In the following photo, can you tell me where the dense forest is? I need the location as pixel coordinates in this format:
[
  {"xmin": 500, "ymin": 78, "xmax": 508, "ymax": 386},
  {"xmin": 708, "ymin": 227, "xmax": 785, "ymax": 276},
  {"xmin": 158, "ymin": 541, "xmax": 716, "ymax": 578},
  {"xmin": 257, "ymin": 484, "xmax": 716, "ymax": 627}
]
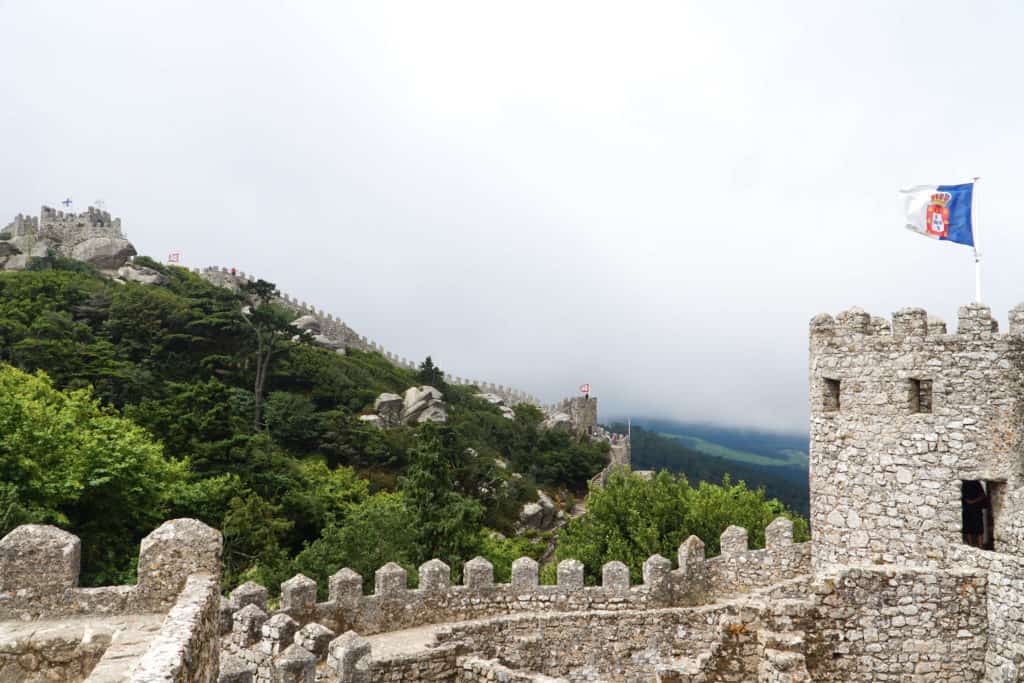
[{"xmin": 0, "ymin": 255, "xmax": 809, "ymax": 594}]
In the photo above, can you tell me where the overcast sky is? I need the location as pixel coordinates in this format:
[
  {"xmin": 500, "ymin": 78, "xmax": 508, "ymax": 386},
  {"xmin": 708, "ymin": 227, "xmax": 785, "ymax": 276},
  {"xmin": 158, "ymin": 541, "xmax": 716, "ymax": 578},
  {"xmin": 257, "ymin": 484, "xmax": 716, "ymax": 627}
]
[{"xmin": 3, "ymin": 1, "xmax": 1023, "ymax": 432}]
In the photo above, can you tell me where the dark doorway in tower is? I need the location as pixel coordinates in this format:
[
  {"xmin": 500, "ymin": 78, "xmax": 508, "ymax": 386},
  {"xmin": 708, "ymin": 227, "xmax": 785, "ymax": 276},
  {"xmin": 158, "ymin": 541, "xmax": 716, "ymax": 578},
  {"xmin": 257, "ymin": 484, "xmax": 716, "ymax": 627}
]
[{"xmin": 961, "ymin": 480, "xmax": 1003, "ymax": 551}]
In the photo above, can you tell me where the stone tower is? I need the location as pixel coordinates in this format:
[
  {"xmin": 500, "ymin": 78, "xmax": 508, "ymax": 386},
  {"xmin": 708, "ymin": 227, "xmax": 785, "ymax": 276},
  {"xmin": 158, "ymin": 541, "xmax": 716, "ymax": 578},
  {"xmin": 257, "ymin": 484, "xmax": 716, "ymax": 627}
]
[{"xmin": 808, "ymin": 303, "xmax": 1024, "ymax": 570}]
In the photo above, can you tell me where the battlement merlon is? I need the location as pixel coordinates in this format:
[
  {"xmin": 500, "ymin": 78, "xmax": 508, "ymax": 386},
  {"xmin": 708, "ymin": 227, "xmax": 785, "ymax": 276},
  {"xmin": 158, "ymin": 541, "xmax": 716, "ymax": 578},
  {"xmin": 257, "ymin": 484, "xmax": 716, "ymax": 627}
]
[
  {"xmin": 0, "ymin": 518, "xmax": 221, "ymax": 619},
  {"xmin": 218, "ymin": 518, "xmax": 809, "ymax": 638},
  {"xmin": 808, "ymin": 303, "xmax": 1024, "ymax": 342}
]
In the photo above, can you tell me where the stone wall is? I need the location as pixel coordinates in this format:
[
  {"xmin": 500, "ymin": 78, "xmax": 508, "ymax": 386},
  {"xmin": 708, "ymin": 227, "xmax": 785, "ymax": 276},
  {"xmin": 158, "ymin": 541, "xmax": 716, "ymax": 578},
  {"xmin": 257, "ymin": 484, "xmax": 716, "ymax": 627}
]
[
  {"xmin": 196, "ymin": 266, "xmax": 541, "ymax": 407},
  {"xmin": 810, "ymin": 564, "xmax": 988, "ymax": 682},
  {"xmin": 0, "ymin": 519, "xmax": 223, "ymax": 682},
  {"xmin": 456, "ymin": 657, "xmax": 566, "ymax": 682},
  {"xmin": 808, "ymin": 304, "xmax": 1024, "ymax": 570},
  {"xmin": 218, "ymin": 521, "xmax": 809, "ymax": 640},
  {"xmin": 130, "ymin": 573, "xmax": 220, "ymax": 683},
  {"xmin": 0, "ymin": 518, "xmax": 222, "ymax": 619},
  {"xmin": 948, "ymin": 544, "xmax": 1024, "ymax": 680},
  {"xmin": 0, "ymin": 625, "xmax": 111, "ymax": 682}
]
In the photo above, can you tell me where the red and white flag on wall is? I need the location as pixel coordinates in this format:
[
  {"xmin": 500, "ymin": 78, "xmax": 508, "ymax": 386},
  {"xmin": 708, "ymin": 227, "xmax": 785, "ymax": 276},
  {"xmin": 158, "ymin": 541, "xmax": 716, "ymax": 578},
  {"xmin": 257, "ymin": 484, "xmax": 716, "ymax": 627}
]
[{"xmin": 579, "ymin": 383, "xmax": 591, "ymax": 394}]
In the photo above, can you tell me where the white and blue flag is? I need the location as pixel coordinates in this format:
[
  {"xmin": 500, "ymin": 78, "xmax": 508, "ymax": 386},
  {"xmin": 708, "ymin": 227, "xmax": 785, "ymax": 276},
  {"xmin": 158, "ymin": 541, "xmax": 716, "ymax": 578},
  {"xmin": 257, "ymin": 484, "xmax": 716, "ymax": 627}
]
[{"xmin": 901, "ymin": 182, "xmax": 974, "ymax": 247}]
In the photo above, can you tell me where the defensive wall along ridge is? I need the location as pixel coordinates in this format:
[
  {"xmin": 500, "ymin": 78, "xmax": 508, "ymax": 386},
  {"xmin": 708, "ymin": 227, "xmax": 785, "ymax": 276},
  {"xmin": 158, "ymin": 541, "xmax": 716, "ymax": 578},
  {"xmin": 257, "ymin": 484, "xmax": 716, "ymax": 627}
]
[{"xmin": 196, "ymin": 266, "xmax": 542, "ymax": 409}]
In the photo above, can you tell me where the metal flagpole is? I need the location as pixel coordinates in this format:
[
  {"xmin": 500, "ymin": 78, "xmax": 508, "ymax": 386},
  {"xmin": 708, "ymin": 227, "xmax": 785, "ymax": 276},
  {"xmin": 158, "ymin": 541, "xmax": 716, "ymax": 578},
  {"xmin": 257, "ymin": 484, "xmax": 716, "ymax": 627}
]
[{"xmin": 973, "ymin": 176, "xmax": 982, "ymax": 303}]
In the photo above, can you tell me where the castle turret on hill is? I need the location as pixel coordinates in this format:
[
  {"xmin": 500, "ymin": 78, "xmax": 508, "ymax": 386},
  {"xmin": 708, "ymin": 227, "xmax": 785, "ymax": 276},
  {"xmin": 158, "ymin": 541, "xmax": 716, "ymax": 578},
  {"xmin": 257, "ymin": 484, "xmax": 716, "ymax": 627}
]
[{"xmin": 1, "ymin": 205, "xmax": 136, "ymax": 271}]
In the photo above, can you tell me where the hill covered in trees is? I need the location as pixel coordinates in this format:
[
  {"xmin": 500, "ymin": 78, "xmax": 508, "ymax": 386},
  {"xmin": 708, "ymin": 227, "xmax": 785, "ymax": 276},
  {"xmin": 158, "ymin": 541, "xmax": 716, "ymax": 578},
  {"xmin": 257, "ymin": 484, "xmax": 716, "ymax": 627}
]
[
  {"xmin": 0, "ymin": 254, "xmax": 809, "ymax": 593},
  {"xmin": 616, "ymin": 421, "xmax": 809, "ymax": 516}
]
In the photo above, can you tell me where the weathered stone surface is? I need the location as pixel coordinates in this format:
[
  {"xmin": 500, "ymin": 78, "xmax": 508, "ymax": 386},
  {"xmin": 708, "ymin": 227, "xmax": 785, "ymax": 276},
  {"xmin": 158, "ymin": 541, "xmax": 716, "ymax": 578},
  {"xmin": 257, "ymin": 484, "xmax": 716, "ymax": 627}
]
[
  {"xmin": 118, "ymin": 264, "xmax": 169, "ymax": 285},
  {"xmin": 518, "ymin": 490, "xmax": 557, "ymax": 530},
  {"xmin": 418, "ymin": 559, "xmax": 450, "ymax": 593},
  {"xmin": 374, "ymin": 562, "xmax": 407, "ymax": 596},
  {"xmin": 357, "ymin": 414, "xmax": 383, "ymax": 429},
  {"xmin": 291, "ymin": 315, "xmax": 320, "ymax": 334},
  {"xmin": 464, "ymin": 557, "xmax": 494, "ymax": 589},
  {"xmin": 232, "ymin": 604, "xmax": 268, "ymax": 648},
  {"xmin": 272, "ymin": 643, "xmax": 315, "ymax": 682},
  {"xmin": 0, "ymin": 525, "xmax": 80, "ymax": 594},
  {"xmin": 511, "ymin": 557, "xmax": 539, "ymax": 590},
  {"xmin": 328, "ymin": 568, "xmax": 362, "ymax": 604},
  {"xmin": 229, "ymin": 582, "xmax": 268, "ymax": 612},
  {"xmin": 296, "ymin": 622, "xmax": 335, "ymax": 658},
  {"xmin": 556, "ymin": 560, "xmax": 584, "ymax": 590},
  {"xmin": 601, "ymin": 561, "xmax": 630, "ymax": 591},
  {"xmin": 327, "ymin": 631, "xmax": 371, "ymax": 681},
  {"xmin": 69, "ymin": 236, "xmax": 137, "ymax": 269},
  {"xmin": 280, "ymin": 574, "xmax": 316, "ymax": 613},
  {"xmin": 402, "ymin": 386, "xmax": 447, "ymax": 424},
  {"xmin": 374, "ymin": 392, "xmax": 404, "ymax": 426},
  {"xmin": 218, "ymin": 652, "xmax": 254, "ymax": 683},
  {"xmin": 137, "ymin": 518, "xmax": 222, "ymax": 604}
]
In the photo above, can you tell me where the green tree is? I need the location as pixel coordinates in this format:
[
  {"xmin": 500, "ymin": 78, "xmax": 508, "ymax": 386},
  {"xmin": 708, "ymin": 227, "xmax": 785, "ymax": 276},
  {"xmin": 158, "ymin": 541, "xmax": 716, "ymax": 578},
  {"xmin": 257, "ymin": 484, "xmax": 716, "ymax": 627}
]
[
  {"xmin": 399, "ymin": 430, "xmax": 484, "ymax": 572},
  {"xmin": 417, "ymin": 355, "xmax": 446, "ymax": 389},
  {"xmin": 294, "ymin": 492, "xmax": 418, "ymax": 594},
  {"xmin": 0, "ymin": 364, "xmax": 186, "ymax": 584},
  {"xmin": 239, "ymin": 279, "xmax": 299, "ymax": 430},
  {"xmin": 555, "ymin": 469, "xmax": 808, "ymax": 584}
]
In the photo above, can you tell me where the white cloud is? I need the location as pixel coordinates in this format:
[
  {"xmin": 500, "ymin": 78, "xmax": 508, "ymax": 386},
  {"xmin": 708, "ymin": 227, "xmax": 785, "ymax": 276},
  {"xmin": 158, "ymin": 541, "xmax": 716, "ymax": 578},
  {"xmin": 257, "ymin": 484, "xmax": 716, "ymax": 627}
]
[{"xmin": 3, "ymin": 0, "xmax": 1022, "ymax": 431}]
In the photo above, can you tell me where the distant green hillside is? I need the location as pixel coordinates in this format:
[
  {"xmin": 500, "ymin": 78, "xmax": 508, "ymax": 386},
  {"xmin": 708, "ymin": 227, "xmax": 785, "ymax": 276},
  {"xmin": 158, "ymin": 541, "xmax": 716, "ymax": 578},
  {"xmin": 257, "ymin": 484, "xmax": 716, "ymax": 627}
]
[
  {"xmin": 608, "ymin": 422, "xmax": 809, "ymax": 516},
  {"xmin": 665, "ymin": 434, "xmax": 809, "ymax": 469}
]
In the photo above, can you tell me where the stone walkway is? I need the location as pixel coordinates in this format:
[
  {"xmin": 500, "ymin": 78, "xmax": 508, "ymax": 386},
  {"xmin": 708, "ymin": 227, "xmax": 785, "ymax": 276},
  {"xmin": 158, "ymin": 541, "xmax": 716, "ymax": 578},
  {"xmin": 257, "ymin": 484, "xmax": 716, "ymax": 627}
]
[
  {"xmin": 365, "ymin": 622, "xmax": 446, "ymax": 660},
  {"xmin": 0, "ymin": 613, "xmax": 165, "ymax": 682}
]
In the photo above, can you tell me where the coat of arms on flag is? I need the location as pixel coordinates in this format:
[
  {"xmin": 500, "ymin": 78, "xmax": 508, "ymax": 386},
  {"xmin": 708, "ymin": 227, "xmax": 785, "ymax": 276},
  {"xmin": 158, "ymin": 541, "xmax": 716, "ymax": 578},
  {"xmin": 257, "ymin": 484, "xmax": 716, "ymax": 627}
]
[
  {"xmin": 925, "ymin": 192, "xmax": 951, "ymax": 238},
  {"xmin": 900, "ymin": 182, "xmax": 974, "ymax": 247}
]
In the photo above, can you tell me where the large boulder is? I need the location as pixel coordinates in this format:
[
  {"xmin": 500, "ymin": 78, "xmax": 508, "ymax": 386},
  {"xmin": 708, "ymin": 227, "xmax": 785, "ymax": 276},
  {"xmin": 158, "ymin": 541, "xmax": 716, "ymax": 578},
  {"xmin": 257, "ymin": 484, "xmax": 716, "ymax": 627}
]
[
  {"xmin": 518, "ymin": 490, "xmax": 557, "ymax": 531},
  {"xmin": 292, "ymin": 315, "xmax": 321, "ymax": 334},
  {"xmin": 374, "ymin": 393, "xmax": 404, "ymax": 427},
  {"xmin": 402, "ymin": 386, "xmax": 447, "ymax": 424},
  {"xmin": 541, "ymin": 411, "xmax": 573, "ymax": 432},
  {"xmin": 312, "ymin": 333, "xmax": 346, "ymax": 351},
  {"xmin": 476, "ymin": 393, "xmax": 515, "ymax": 420},
  {"xmin": 69, "ymin": 237, "xmax": 136, "ymax": 269},
  {"xmin": 118, "ymin": 264, "xmax": 169, "ymax": 285}
]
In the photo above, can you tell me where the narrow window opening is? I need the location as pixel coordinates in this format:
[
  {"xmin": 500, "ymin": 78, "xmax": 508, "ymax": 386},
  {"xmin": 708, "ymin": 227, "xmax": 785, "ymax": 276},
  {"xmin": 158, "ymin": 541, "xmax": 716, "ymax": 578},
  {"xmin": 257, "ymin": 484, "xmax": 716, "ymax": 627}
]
[
  {"xmin": 962, "ymin": 480, "xmax": 1004, "ymax": 551},
  {"xmin": 823, "ymin": 378, "xmax": 840, "ymax": 412},
  {"xmin": 910, "ymin": 378, "xmax": 932, "ymax": 413}
]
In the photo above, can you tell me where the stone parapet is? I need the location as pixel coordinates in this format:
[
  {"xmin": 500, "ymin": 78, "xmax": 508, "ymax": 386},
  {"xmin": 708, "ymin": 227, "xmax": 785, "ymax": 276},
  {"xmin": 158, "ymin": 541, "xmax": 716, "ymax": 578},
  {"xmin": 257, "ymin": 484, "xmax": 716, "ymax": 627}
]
[
  {"xmin": 130, "ymin": 573, "xmax": 220, "ymax": 683},
  {"xmin": 220, "ymin": 521, "xmax": 807, "ymax": 638},
  {"xmin": 0, "ymin": 519, "xmax": 222, "ymax": 620}
]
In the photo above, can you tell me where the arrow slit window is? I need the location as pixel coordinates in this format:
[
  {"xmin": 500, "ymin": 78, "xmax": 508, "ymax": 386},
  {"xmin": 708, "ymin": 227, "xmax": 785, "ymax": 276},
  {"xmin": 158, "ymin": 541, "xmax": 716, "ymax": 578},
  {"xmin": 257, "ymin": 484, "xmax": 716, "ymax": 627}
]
[
  {"xmin": 909, "ymin": 379, "xmax": 932, "ymax": 414},
  {"xmin": 823, "ymin": 378, "xmax": 840, "ymax": 412}
]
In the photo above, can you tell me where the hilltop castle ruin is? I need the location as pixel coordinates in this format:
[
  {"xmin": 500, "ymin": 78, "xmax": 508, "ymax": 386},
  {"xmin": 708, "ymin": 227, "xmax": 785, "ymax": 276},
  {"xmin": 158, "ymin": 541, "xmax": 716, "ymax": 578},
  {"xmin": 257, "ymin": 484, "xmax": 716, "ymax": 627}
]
[
  {"xmin": 0, "ymin": 206, "xmax": 136, "ymax": 271},
  {"xmin": 3, "ymin": 288, "xmax": 1024, "ymax": 678}
]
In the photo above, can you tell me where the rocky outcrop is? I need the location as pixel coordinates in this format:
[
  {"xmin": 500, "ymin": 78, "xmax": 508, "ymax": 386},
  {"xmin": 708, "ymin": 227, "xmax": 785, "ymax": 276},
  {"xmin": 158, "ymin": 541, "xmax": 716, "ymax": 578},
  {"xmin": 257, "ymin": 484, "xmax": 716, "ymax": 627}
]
[
  {"xmin": 374, "ymin": 393, "xmax": 404, "ymax": 427},
  {"xmin": 292, "ymin": 315, "xmax": 321, "ymax": 335},
  {"xmin": 541, "ymin": 411, "xmax": 573, "ymax": 432},
  {"xmin": 518, "ymin": 490, "xmax": 558, "ymax": 531},
  {"xmin": 402, "ymin": 386, "xmax": 447, "ymax": 424},
  {"xmin": 118, "ymin": 264, "xmax": 169, "ymax": 285},
  {"xmin": 70, "ymin": 237, "xmax": 136, "ymax": 269},
  {"xmin": 475, "ymin": 392, "xmax": 515, "ymax": 420},
  {"xmin": 363, "ymin": 388, "xmax": 448, "ymax": 428}
]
